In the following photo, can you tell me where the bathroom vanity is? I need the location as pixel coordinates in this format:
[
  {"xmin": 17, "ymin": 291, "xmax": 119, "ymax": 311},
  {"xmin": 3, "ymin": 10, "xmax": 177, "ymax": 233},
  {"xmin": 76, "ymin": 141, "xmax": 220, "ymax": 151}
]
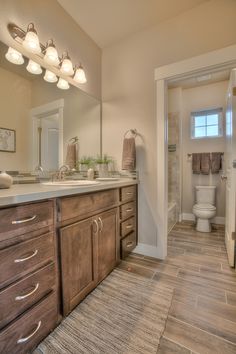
[{"xmin": 0, "ymin": 179, "xmax": 137, "ymax": 353}]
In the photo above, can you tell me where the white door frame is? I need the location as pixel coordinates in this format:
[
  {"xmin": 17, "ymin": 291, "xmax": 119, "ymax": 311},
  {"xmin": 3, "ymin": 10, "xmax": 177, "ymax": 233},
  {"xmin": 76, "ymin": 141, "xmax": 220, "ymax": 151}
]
[
  {"xmin": 30, "ymin": 99, "xmax": 64, "ymax": 170},
  {"xmin": 155, "ymin": 44, "xmax": 236, "ymax": 259}
]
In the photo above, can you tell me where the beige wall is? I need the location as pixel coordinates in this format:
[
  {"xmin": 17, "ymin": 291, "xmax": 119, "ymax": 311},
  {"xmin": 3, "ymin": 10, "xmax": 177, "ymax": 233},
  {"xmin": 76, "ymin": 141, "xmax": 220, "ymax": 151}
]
[
  {"xmin": 102, "ymin": 0, "xmax": 236, "ymax": 247},
  {"xmin": 181, "ymin": 80, "xmax": 228, "ymax": 218},
  {"xmin": 0, "ymin": 67, "xmax": 31, "ymax": 171},
  {"xmin": 0, "ymin": 0, "xmax": 101, "ymax": 99}
]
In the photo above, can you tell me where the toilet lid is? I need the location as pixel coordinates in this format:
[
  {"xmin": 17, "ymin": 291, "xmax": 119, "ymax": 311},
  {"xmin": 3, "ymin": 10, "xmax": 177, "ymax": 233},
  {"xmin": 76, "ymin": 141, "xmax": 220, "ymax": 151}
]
[{"xmin": 193, "ymin": 203, "xmax": 216, "ymax": 211}]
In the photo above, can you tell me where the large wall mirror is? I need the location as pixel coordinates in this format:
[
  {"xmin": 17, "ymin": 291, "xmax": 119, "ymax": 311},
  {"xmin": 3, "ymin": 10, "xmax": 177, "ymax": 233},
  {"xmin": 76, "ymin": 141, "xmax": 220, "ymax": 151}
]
[{"xmin": 0, "ymin": 41, "xmax": 101, "ymax": 172}]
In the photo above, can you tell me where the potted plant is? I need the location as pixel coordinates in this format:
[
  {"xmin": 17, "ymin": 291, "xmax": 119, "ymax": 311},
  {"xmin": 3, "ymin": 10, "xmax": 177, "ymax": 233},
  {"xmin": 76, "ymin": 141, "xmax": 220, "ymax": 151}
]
[
  {"xmin": 95, "ymin": 154, "xmax": 113, "ymax": 177},
  {"xmin": 77, "ymin": 156, "xmax": 94, "ymax": 172}
]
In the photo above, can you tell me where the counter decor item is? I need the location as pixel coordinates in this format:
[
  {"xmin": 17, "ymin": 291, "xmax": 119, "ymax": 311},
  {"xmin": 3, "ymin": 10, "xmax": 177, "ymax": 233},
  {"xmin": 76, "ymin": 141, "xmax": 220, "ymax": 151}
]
[
  {"xmin": 87, "ymin": 168, "xmax": 94, "ymax": 180},
  {"xmin": 0, "ymin": 171, "xmax": 13, "ymax": 189},
  {"xmin": 96, "ymin": 154, "xmax": 113, "ymax": 178},
  {"xmin": 77, "ymin": 156, "xmax": 94, "ymax": 172}
]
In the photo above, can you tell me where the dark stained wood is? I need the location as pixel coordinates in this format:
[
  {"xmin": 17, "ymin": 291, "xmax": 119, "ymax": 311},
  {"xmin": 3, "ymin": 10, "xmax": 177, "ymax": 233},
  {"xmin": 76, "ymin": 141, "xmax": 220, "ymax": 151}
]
[
  {"xmin": 120, "ymin": 185, "xmax": 136, "ymax": 202},
  {"xmin": 120, "ymin": 201, "xmax": 135, "ymax": 221},
  {"xmin": 58, "ymin": 189, "xmax": 119, "ymax": 225},
  {"xmin": 0, "ymin": 262, "xmax": 55, "ymax": 329},
  {"xmin": 97, "ymin": 208, "xmax": 118, "ymax": 282},
  {"xmin": 0, "ymin": 291, "xmax": 57, "ymax": 354},
  {"xmin": 0, "ymin": 201, "xmax": 54, "ymax": 242},
  {"xmin": 0, "ymin": 232, "xmax": 55, "ymax": 289},
  {"xmin": 121, "ymin": 232, "xmax": 137, "ymax": 259},
  {"xmin": 120, "ymin": 216, "xmax": 136, "ymax": 238},
  {"xmin": 60, "ymin": 217, "xmax": 98, "ymax": 315}
]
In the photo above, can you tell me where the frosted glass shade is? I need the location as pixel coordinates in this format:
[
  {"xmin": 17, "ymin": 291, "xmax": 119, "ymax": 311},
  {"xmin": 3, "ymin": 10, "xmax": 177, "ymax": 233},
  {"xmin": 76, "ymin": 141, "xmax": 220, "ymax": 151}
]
[
  {"xmin": 60, "ymin": 58, "xmax": 74, "ymax": 76},
  {"xmin": 44, "ymin": 46, "xmax": 59, "ymax": 66},
  {"xmin": 44, "ymin": 70, "xmax": 58, "ymax": 83},
  {"xmin": 57, "ymin": 78, "xmax": 70, "ymax": 90},
  {"xmin": 26, "ymin": 59, "xmax": 42, "ymax": 74},
  {"xmin": 74, "ymin": 66, "xmax": 87, "ymax": 84},
  {"xmin": 23, "ymin": 30, "xmax": 41, "ymax": 54},
  {"xmin": 5, "ymin": 47, "xmax": 24, "ymax": 65}
]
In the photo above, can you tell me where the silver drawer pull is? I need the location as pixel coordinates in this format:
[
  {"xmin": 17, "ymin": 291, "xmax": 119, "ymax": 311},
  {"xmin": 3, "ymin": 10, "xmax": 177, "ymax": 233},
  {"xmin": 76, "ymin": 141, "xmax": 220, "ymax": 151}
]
[
  {"xmin": 126, "ymin": 241, "xmax": 134, "ymax": 248},
  {"xmin": 126, "ymin": 192, "xmax": 133, "ymax": 195},
  {"xmin": 92, "ymin": 219, "xmax": 99, "ymax": 234},
  {"xmin": 15, "ymin": 283, "xmax": 39, "ymax": 301},
  {"xmin": 14, "ymin": 250, "xmax": 38, "ymax": 263},
  {"xmin": 126, "ymin": 208, "xmax": 133, "ymax": 212},
  {"xmin": 98, "ymin": 217, "xmax": 103, "ymax": 232},
  {"xmin": 12, "ymin": 215, "xmax": 37, "ymax": 225},
  {"xmin": 17, "ymin": 321, "xmax": 41, "ymax": 344},
  {"xmin": 126, "ymin": 224, "xmax": 133, "ymax": 229}
]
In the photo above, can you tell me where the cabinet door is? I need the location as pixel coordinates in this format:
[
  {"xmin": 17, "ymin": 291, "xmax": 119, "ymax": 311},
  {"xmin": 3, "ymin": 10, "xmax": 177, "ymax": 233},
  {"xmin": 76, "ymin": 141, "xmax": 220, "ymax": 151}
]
[
  {"xmin": 60, "ymin": 218, "xmax": 98, "ymax": 315},
  {"xmin": 97, "ymin": 208, "xmax": 118, "ymax": 282}
]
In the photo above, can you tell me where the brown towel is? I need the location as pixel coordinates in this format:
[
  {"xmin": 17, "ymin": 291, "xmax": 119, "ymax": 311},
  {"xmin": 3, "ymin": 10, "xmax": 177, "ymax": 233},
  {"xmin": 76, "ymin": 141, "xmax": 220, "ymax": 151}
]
[
  {"xmin": 211, "ymin": 152, "xmax": 223, "ymax": 173},
  {"xmin": 122, "ymin": 137, "xmax": 136, "ymax": 170},
  {"xmin": 65, "ymin": 143, "xmax": 78, "ymax": 169},
  {"xmin": 192, "ymin": 153, "xmax": 201, "ymax": 174},
  {"xmin": 201, "ymin": 153, "xmax": 211, "ymax": 175}
]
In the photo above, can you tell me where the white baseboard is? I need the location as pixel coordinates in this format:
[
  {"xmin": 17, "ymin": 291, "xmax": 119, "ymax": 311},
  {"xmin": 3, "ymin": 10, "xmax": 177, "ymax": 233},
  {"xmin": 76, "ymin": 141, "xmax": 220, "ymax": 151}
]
[
  {"xmin": 133, "ymin": 243, "xmax": 164, "ymax": 260},
  {"xmin": 182, "ymin": 213, "xmax": 225, "ymax": 225}
]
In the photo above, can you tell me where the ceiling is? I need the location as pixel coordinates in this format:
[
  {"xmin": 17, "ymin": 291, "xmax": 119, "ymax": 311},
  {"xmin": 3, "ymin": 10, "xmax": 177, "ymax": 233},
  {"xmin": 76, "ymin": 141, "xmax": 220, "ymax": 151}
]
[{"xmin": 57, "ymin": 0, "xmax": 209, "ymax": 48}]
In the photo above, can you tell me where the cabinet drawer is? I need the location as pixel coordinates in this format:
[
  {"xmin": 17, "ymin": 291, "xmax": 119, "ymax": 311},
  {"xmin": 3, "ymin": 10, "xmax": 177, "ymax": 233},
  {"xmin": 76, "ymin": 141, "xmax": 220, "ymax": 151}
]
[
  {"xmin": 120, "ymin": 201, "xmax": 135, "ymax": 221},
  {"xmin": 0, "ymin": 201, "xmax": 54, "ymax": 242},
  {"xmin": 0, "ymin": 291, "xmax": 57, "ymax": 354},
  {"xmin": 58, "ymin": 189, "xmax": 119, "ymax": 223},
  {"xmin": 121, "ymin": 232, "xmax": 137, "ymax": 259},
  {"xmin": 0, "ymin": 232, "xmax": 55, "ymax": 289},
  {"xmin": 0, "ymin": 262, "xmax": 55, "ymax": 329},
  {"xmin": 121, "ymin": 216, "xmax": 135, "ymax": 238},
  {"xmin": 120, "ymin": 185, "xmax": 136, "ymax": 202}
]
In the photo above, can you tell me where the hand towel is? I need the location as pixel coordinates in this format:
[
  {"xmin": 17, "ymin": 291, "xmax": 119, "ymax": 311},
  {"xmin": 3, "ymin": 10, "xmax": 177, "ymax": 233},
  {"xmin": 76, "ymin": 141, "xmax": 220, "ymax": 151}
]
[
  {"xmin": 122, "ymin": 137, "xmax": 136, "ymax": 171},
  {"xmin": 65, "ymin": 143, "xmax": 78, "ymax": 169},
  {"xmin": 201, "ymin": 153, "xmax": 211, "ymax": 175},
  {"xmin": 211, "ymin": 152, "xmax": 223, "ymax": 173},
  {"xmin": 192, "ymin": 153, "xmax": 201, "ymax": 174}
]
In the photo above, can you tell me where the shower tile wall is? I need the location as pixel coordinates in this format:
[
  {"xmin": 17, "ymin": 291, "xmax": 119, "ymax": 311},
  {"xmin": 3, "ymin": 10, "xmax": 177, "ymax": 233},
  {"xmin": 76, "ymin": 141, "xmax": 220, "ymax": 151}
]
[{"xmin": 168, "ymin": 112, "xmax": 180, "ymax": 229}]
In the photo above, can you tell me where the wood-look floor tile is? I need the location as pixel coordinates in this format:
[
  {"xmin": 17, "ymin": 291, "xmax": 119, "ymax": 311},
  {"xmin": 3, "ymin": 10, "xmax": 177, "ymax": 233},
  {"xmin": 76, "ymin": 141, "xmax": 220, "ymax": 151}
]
[
  {"xmin": 200, "ymin": 266, "xmax": 236, "ymax": 283},
  {"xmin": 197, "ymin": 295, "xmax": 236, "ymax": 323},
  {"xmin": 164, "ymin": 316, "xmax": 236, "ymax": 354},
  {"xmin": 172, "ymin": 288, "xmax": 197, "ymax": 307},
  {"xmin": 166, "ymin": 254, "xmax": 222, "ymax": 270},
  {"xmin": 117, "ymin": 260, "xmax": 155, "ymax": 278},
  {"xmin": 226, "ymin": 291, "xmax": 236, "ymax": 306},
  {"xmin": 125, "ymin": 256, "xmax": 180, "ymax": 276},
  {"xmin": 170, "ymin": 300, "xmax": 236, "ymax": 344},
  {"xmin": 157, "ymin": 336, "xmax": 191, "ymax": 354}
]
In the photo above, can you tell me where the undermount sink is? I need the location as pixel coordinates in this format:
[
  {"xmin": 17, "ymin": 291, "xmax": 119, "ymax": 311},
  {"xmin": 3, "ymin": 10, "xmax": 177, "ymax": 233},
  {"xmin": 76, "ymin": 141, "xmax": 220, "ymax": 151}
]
[{"xmin": 42, "ymin": 180, "xmax": 100, "ymax": 186}]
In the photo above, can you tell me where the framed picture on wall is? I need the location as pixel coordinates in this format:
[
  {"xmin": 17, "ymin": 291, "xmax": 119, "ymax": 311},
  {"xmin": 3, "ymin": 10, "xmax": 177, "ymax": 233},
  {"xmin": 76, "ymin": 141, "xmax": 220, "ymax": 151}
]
[{"xmin": 0, "ymin": 127, "xmax": 16, "ymax": 153}]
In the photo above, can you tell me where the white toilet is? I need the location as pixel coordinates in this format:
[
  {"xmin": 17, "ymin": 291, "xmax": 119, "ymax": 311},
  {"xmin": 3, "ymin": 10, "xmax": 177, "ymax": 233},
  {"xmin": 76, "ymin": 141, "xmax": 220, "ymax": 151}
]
[{"xmin": 192, "ymin": 186, "xmax": 216, "ymax": 232}]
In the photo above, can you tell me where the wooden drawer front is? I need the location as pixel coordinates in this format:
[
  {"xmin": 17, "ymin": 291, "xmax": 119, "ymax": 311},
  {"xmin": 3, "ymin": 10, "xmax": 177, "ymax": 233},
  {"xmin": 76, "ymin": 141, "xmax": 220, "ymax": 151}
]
[
  {"xmin": 121, "ymin": 185, "xmax": 136, "ymax": 202},
  {"xmin": 59, "ymin": 189, "xmax": 119, "ymax": 222},
  {"xmin": 120, "ymin": 201, "xmax": 135, "ymax": 221},
  {"xmin": 0, "ymin": 232, "xmax": 55, "ymax": 289},
  {"xmin": 0, "ymin": 291, "xmax": 57, "ymax": 354},
  {"xmin": 121, "ymin": 216, "xmax": 135, "ymax": 238},
  {"xmin": 0, "ymin": 201, "xmax": 53, "ymax": 242},
  {"xmin": 121, "ymin": 232, "xmax": 137, "ymax": 259},
  {"xmin": 0, "ymin": 262, "xmax": 55, "ymax": 329}
]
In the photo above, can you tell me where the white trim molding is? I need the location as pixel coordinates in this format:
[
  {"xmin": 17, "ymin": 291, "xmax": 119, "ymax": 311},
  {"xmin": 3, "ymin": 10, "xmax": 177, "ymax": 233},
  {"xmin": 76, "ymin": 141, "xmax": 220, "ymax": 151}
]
[
  {"xmin": 134, "ymin": 243, "xmax": 165, "ymax": 260},
  {"xmin": 182, "ymin": 213, "xmax": 225, "ymax": 225}
]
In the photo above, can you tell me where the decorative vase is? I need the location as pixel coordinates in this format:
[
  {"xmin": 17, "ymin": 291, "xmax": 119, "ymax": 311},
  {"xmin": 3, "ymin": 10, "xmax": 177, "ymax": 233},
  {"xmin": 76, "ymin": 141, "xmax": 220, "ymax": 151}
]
[
  {"xmin": 97, "ymin": 163, "xmax": 109, "ymax": 178},
  {"xmin": 79, "ymin": 164, "xmax": 89, "ymax": 172},
  {"xmin": 0, "ymin": 171, "xmax": 13, "ymax": 189}
]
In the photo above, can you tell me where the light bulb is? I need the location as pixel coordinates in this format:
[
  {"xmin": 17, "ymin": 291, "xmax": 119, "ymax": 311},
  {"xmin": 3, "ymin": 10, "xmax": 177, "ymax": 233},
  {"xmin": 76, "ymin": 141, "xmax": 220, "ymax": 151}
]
[
  {"xmin": 73, "ymin": 65, "xmax": 87, "ymax": 84},
  {"xmin": 5, "ymin": 47, "xmax": 24, "ymax": 65},
  {"xmin": 44, "ymin": 70, "xmax": 58, "ymax": 83},
  {"xmin": 22, "ymin": 23, "xmax": 41, "ymax": 54},
  {"xmin": 26, "ymin": 59, "xmax": 42, "ymax": 74},
  {"xmin": 60, "ymin": 53, "xmax": 74, "ymax": 76},
  {"xmin": 44, "ymin": 40, "xmax": 59, "ymax": 66},
  {"xmin": 57, "ymin": 78, "xmax": 70, "ymax": 90}
]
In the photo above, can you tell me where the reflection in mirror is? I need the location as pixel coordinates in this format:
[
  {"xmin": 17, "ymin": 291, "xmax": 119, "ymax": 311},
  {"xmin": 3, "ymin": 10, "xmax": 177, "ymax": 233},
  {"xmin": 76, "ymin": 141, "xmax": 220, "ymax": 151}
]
[{"xmin": 0, "ymin": 41, "xmax": 101, "ymax": 172}]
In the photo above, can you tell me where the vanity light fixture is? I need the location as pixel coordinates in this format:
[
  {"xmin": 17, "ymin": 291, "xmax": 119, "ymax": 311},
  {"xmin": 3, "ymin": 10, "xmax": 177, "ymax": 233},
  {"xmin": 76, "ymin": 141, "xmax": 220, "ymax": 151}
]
[
  {"xmin": 26, "ymin": 59, "xmax": 42, "ymax": 74},
  {"xmin": 5, "ymin": 47, "xmax": 24, "ymax": 65},
  {"xmin": 44, "ymin": 70, "xmax": 58, "ymax": 83},
  {"xmin": 57, "ymin": 78, "xmax": 70, "ymax": 90},
  {"xmin": 22, "ymin": 23, "xmax": 41, "ymax": 54},
  {"xmin": 73, "ymin": 65, "xmax": 87, "ymax": 84},
  {"xmin": 43, "ymin": 39, "xmax": 60, "ymax": 66},
  {"xmin": 60, "ymin": 52, "xmax": 74, "ymax": 76}
]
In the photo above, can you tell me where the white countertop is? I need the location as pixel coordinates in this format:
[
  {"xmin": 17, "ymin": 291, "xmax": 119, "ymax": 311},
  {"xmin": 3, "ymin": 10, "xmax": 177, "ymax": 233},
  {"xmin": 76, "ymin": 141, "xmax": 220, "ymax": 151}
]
[{"xmin": 0, "ymin": 179, "xmax": 138, "ymax": 207}]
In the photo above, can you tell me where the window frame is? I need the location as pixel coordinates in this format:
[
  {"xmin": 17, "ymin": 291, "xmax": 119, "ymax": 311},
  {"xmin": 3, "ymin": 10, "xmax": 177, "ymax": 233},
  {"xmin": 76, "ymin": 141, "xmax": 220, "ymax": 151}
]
[{"xmin": 190, "ymin": 108, "xmax": 223, "ymax": 140}]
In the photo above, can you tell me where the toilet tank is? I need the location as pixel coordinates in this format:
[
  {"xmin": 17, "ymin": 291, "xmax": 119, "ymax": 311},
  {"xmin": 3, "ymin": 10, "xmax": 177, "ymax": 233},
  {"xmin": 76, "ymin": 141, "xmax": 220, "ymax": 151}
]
[{"xmin": 195, "ymin": 186, "xmax": 216, "ymax": 205}]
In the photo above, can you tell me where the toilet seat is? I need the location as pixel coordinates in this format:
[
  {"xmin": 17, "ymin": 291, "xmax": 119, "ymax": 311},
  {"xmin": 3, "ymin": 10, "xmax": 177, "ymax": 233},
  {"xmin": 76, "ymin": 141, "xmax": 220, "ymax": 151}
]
[{"xmin": 193, "ymin": 203, "xmax": 216, "ymax": 211}]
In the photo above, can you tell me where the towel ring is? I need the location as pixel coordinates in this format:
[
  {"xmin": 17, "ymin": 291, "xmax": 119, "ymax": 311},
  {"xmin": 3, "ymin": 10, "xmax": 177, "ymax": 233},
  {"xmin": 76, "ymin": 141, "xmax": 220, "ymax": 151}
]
[
  {"xmin": 124, "ymin": 129, "xmax": 138, "ymax": 139},
  {"xmin": 69, "ymin": 136, "xmax": 78, "ymax": 143}
]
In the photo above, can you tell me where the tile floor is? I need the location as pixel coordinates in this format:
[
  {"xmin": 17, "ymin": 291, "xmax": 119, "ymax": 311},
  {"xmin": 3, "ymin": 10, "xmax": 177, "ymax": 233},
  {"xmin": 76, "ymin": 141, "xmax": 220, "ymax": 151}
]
[{"xmin": 118, "ymin": 222, "xmax": 236, "ymax": 354}]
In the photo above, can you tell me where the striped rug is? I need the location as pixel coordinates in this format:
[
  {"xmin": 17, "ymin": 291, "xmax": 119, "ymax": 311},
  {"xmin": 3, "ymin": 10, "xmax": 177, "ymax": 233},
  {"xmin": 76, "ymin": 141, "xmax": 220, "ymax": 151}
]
[{"xmin": 36, "ymin": 268, "xmax": 173, "ymax": 354}]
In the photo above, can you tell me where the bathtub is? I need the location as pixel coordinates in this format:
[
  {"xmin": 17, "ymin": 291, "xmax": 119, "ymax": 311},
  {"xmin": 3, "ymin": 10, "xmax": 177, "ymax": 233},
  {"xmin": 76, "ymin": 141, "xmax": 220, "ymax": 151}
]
[{"xmin": 168, "ymin": 201, "xmax": 177, "ymax": 232}]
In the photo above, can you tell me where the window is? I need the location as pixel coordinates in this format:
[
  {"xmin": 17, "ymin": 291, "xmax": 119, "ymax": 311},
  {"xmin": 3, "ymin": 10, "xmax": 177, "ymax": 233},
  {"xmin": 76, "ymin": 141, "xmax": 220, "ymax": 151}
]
[{"xmin": 191, "ymin": 108, "xmax": 223, "ymax": 139}]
